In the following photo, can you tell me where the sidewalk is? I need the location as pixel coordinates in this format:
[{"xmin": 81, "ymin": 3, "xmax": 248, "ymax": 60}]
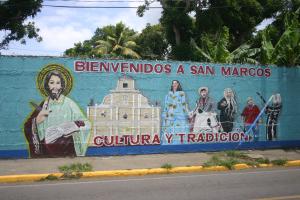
[
  {"xmin": 0, "ymin": 149, "xmax": 300, "ymax": 182},
  {"xmin": 1, "ymin": 149, "xmax": 300, "ymax": 175}
]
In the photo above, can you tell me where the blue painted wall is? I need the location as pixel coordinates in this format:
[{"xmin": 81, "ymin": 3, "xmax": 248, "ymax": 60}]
[{"xmin": 0, "ymin": 56, "xmax": 299, "ymax": 158}]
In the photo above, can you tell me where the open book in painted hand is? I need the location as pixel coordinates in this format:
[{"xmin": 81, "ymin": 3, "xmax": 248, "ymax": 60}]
[{"xmin": 45, "ymin": 121, "xmax": 84, "ymax": 144}]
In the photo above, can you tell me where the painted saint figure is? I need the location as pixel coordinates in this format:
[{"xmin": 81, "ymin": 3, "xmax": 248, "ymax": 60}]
[
  {"xmin": 161, "ymin": 80, "xmax": 189, "ymax": 144},
  {"xmin": 24, "ymin": 64, "xmax": 91, "ymax": 157},
  {"xmin": 190, "ymin": 87, "xmax": 221, "ymax": 133},
  {"xmin": 265, "ymin": 94, "xmax": 282, "ymax": 141},
  {"xmin": 241, "ymin": 97, "xmax": 261, "ymax": 141},
  {"xmin": 217, "ymin": 88, "xmax": 237, "ymax": 133}
]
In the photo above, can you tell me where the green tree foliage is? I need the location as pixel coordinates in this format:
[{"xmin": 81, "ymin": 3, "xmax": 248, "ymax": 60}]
[
  {"xmin": 259, "ymin": 8, "xmax": 300, "ymax": 66},
  {"xmin": 64, "ymin": 25, "xmax": 117, "ymax": 58},
  {"xmin": 0, "ymin": 0, "xmax": 42, "ymax": 49},
  {"xmin": 64, "ymin": 41, "xmax": 93, "ymax": 58},
  {"xmin": 268, "ymin": 0, "xmax": 300, "ymax": 38},
  {"xmin": 192, "ymin": 26, "xmax": 259, "ymax": 64},
  {"xmin": 136, "ymin": 24, "xmax": 168, "ymax": 60},
  {"xmin": 138, "ymin": 0, "xmax": 286, "ymax": 61},
  {"xmin": 94, "ymin": 22, "xmax": 140, "ymax": 59},
  {"xmin": 65, "ymin": 22, "xmax": 141, "ymax": 59},
  {"xmin": 138, "ymin": 0, "xmax": 195, "ymax": 60},
  {"xmin": 160, "ymin": 0, "xmax": 195, "ymax": 60},
  {"xmin": 63, "ymin": 0, "xmax": 299, "ymax": 66},
  {"xmin": 195, "ymin": 0, "xmax": 285, "ymax": 49}
]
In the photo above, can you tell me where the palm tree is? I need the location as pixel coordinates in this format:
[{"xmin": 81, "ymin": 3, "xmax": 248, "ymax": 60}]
[{"xmin": 94, "ymin": 22, "xmax": 141, "ymax": 59}]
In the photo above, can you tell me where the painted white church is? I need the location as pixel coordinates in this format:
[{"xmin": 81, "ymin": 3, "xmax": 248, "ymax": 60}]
[{"xmin": 87, "ymin": 77, "xmax": 161, "ymax": 146}]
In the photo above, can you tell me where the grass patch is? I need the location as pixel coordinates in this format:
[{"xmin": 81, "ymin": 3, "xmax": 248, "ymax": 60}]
[
  {"xmin": 203, "ymin": 151, "xmax": 290, "ymax": 170},
  {"xmin": 225, "ymin": 151, "xmax": 250, "ymax": 159},
  {"xmin": 244, "ymin": 158, "xmax": 271, "ymax": 167},
  {"xmin": 161, "ymin": 163, "xmax": 173, "ymax": 170},
  {"xmin": 220, "ymin": 158, "xmax": 240, "ymax": 170},
  {"xmin": 203, "ymin": 155, "xmax": 221, "ymax": 167},
  {"xmin": 58, "ymin": 163, "xmax": 93, "ymax": 173},
  {"xmin": 243, "ymin": 160, "xmax": 258, "ymax": 167},
  {"xmin": 271, "ymin": 159, "xmax": 287, "ymax": 166},
  {"xmin": 203, "ymin": 155, "xmax": 240, "ymax": 170},
  {"xmin": 39, "ymin": 174, "xmax": 59, "ymax": 181},
  {"xmin": 204, "ymin": 151, "xmax": 288, "ymax": 169},
  {"xmin": 254, "ymin": 158, "xmax": 270, "ymax": 164},
  {"xmin": 61, "ymin": 172, "xmax": 83, "ymax": 179},
  {"xmin": 58, "ymin": 163, "xmax": 93, "ymax": 179}
]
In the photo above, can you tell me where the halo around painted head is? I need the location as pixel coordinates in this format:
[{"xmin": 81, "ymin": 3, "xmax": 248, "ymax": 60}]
[{"xmin": 37, "ymin": 64, "xmax": 73, "ymax": 97}]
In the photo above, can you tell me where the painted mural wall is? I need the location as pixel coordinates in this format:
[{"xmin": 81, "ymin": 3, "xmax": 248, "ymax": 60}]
[{"xmin": 0, "ymin": 56, "xmax": 299, "ymax": 158}]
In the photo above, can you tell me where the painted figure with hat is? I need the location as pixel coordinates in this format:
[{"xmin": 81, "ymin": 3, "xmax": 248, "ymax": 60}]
[
  {"xmin": 190, "ymin": 87, "xmax": 221, "ymax": 133},
  {"xmin": 24, "ymin": 64, "xmax": 91, "ymax": 157},
  {"xmin": 241, "ymin": 97, "xmax": 261, "ymax": 141}
]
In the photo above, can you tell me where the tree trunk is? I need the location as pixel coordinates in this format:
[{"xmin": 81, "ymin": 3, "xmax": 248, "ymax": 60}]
[{"xmin": 173, "ymin": 25, "xmax": 181, "ymax": 45}]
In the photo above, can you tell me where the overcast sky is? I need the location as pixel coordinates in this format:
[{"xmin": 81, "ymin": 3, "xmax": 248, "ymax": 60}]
[{"xmin": 0, "ymin": 0, "xmax": 162, "ymax": 56}]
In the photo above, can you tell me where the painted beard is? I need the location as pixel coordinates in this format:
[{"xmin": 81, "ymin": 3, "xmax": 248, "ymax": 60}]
[{"xmin": 49, "ymin": 89, "xmax": 62, "ymax": 100}]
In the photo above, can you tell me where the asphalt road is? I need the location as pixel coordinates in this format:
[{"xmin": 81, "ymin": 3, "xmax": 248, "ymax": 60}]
[{"xmin": 1, "ymin": 167, "xmax": 300, "ymax": 200}]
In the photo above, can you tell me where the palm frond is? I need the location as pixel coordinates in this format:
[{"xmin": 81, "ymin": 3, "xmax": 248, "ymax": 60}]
[
  {"xmin": 107, "ymin": 36, "xmax": 117, "ymax": 44},
  {"xmin": 122, "ymin": 47, "xmax": 141, "ymax": 59},
  {"xmin": 191, "ymin": 39, "xmax": 212, "ymax": 61},
  {"xmin": 124, "ymin": 40, "xmax": 138, "ymax": 48}
]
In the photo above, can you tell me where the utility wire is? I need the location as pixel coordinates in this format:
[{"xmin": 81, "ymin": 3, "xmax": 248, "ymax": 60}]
[
  {"xmin": 42, "ymin": 4, "xmax": 161, "ymax": 8},
  {"xmin": 47, "ymin": 0, "xmax": 147, "ymax": 1},
  {"xmin": 40, "ymin": 4, "xmax": 263, "ymax": 9},
  {"xmin": 0, "ymin": 0, "xmax": 270, "ymax": 9}
]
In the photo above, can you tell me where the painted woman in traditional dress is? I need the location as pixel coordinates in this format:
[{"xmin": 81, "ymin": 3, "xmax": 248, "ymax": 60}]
[{"xmin": 161, "ymin": 80, "xmax": 190, "ymax": 144}]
